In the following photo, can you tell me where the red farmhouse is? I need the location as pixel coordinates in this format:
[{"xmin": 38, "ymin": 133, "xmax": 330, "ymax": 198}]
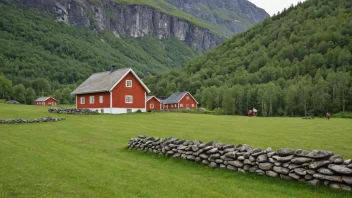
[
  {"xmin": 162, "ymin": 92, "xmax": 198, "ymax": 110},
  {"xmin": 146, "ymin": 96, "xmax": 162, "ymax": 111},
  {"xmin": 35, "ymin": 97, "xmax": 57, "ymax": 106},
  {"xmin": 71, "ymin": 68, "xmax": 151, "ymax": 114}
]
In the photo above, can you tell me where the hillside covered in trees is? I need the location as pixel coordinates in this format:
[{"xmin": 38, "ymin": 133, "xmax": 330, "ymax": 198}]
[
  {"xmin": 145, "ymin": 0, "xmax": 352, "ymax": 116},
  {"xmin": 0, "ymin": 1, "xmax": 199, "ymax": 103}
]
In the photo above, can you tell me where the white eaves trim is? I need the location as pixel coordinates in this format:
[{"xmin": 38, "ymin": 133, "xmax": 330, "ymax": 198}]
[
  {"xmin": 177, "ymin": 92, "xmax": 199, "ymax": 104},
  {"xmin": 109, "ymin": 68, "xmax": 151, "ymax": 93},
  {"xmin": 146, "ymin": 96, "xmax": 161, "ymax": 103}
]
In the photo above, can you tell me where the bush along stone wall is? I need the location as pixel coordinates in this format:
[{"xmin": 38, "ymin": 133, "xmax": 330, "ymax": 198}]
[
  {"xmin": 0, "ymin": 116, "xmax": 65, "ymax": 124},
  {"xmin": 48, "ymin": 108, "xmax": 98, "ymax": 114},
  {"xmin": 128, "ymin": 136, "xmax": 352, "ymax": 192}
]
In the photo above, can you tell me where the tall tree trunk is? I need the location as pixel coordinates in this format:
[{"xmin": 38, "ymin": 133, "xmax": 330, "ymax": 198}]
[{"xmin": 342, "ymin": 89, "xmax": 345, "ymax": 112}]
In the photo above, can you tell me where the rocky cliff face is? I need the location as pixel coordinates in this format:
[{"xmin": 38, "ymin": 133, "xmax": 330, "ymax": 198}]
[
  {"xmin": 13, "ymin": 0, "xmax": 268, "ymax": 52},
  {"xmin": 166, "ymin": 0, "xmax": 269, "ymax": 36}
]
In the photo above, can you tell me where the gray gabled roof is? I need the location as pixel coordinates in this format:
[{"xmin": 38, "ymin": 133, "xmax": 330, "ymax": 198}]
[
  {"xmin": 162, "ymin": 92, "xmax": 198, "ymax": 104},
  {"xmin": 35, "ymin": 97, "xmax": 57, "ymax": 102},
  {"xmin": 71, "ymin": 68, "xmax": 150, "ymax": 95},
  {"xmin": 146, "ymin": 96, "xmax": 161, "ymax": 103}
]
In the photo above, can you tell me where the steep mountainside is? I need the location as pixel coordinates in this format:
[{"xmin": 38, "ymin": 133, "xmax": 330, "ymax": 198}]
[
  {"xmin": 145, "ymin": 0, "xmax": 352, "ymax": 116},
  {"xmin": 0, "ymin": 2, "xmax": 198, "ymax": 87},
  {"xmin": 165, "ymin": 0, "xmax": 269, "ymax": 36},
  {"xmin": 13, "ymin": 0, "xmax": 269, "ymax": 52}
]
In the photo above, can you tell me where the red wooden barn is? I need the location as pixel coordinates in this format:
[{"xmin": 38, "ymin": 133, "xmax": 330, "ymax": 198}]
[
  {"xmin": 146, "ymin": 96, "xmax": 162, "ymax": 111},
  {"xmin": 71, "ymin": 68, "xmax": 151, "ymax": 114},
  {"xmin": 162, "ymin": 92, "xmax": 198, "ymax": 110},
  {"xmin": 35, "ymin": 97, "xmax": 57, "ymax": 106}
]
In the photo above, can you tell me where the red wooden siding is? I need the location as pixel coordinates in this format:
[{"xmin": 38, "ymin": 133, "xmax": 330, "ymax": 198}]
[
  {"xmin": 111, "ymin": 72, "xmax": 146, "ymax": 108},
  {"xmin": 76, "ymin": 92, "xmax": 110, "ymax": 109},
  {"xmin": 146, "ymin": 97, "xmax": 162, "ymax": 111},
  {"xmin": 35, "ymin": 97, "xmax": 57, "ymax": 106},
  {"xmin": 163, "ymin": 103, "xmax": 179, "ymax": 110},
  {"xmin": 178, "ymin": 93, "xmax": 197, "ymax": 109}
]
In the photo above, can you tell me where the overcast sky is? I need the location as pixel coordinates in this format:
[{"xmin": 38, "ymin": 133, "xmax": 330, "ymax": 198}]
[{"xmin": 248, "ymin": 0, "xmax": 306, "ymax": 16}]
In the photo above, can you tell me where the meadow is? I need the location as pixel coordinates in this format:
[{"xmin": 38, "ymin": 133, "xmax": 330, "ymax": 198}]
[{"xmin": 0, "ymin": 104, "xmax": 352, "ymax": 197}]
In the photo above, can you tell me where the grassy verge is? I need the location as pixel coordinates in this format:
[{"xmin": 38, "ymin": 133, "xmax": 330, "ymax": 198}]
[{"xmin": 0, "ymin": 104, "xmax": 351, "ymax": 197}]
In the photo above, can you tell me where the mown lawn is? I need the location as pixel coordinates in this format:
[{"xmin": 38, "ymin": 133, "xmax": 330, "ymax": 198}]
[{"xmin": 0, "ymin": 104, "xmax": 351, "ymax": 198}]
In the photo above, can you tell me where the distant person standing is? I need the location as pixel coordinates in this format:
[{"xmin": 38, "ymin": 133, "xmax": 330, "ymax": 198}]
[
  {"xmin": 326, "ymin": 113, "xmax": 330, "ymax": 120},
  {"xmin": 253, "ymin": 108, "xmax": 257, "ymax": 117}
]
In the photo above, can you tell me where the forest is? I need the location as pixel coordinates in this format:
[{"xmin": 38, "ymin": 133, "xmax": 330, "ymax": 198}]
[
  {"xmin": 144, "ymin": 0, "xmax": 352, "ymax": 116},
  {"xmin": 0, "ymin": 1, "xmax": 198, "ymax": 104}
]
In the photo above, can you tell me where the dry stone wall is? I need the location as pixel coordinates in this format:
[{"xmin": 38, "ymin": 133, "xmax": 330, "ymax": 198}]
[
  {"xmin": 128, "ymin": 136, "xmax": 352, "ymax": 192},
  {"xmin": 48, "ymin": 108, "xmax": 98, "ymax": 114},
  {"xmin": 0, "ymin": 116, "xmax": 65, "ymax": 124}
]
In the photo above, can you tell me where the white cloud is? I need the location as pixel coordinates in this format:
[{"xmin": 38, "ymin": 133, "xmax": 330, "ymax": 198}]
[{"xmin": 248, "ymin": 0, "xmax": 306, "ymax": 16}]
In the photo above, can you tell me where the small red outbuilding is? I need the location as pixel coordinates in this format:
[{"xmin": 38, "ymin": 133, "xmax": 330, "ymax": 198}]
[
  {"xmin": 146, "ymin": 96, "xmax": 162, "ymax": 111},
  {"xmin": 35, "ymin": 97, "xmax": 57, "ymax": 106},
  {"xmin": 162, "ymin": 92, "xmax": 198, "ymax": 110}
]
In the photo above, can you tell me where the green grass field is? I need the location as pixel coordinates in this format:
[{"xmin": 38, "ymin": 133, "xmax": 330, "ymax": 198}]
[{"xmin": 0, "ymin": 104, "xmax": 352, "ymax": 197}]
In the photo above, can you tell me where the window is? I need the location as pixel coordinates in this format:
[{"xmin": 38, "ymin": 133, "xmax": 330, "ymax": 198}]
[
  {"xmin": 80, "ymin": 97, "xmax": 85, "ymax": 104},
  {"xmin": 175, "ymin": 104, "xmax": 177, "ymax": 107},
  {"xmin": 126, "ymin": 80, "xmax": 132, "ymax": 87},
  {"xmin": 99, "ymin": 96, "xmax": 103, "ymax": 103},
  {"xmin": 180, "ymin": 104, "xmax": 183, "ymax": 108},
  {"xmin": 125, "ymin": 95, "xmax": 133, "ymax": 103},
  {"xmin": 186, "ymin": 104, "xmax": 189, "ymax": 109},
  {"xmin": 90, "ymin": 96, "xmax": 95, "ymax": 104},
  {"xmin": 127, "ymin": 109, "xmax": 132, "ymax": 113},
  {"xmin": 101, "ymin": 109, "xmax": 104, "ymax": 113},
  {"xmin": 186, "ymin": 96, "xmax": 190, "ymax": 100},
  {"xmin": 192, "ymin": 104, "xmax": 195, "ymax": 107},
  {"xmin": 150, "ymin": 104, "xmax": 154, "ymax": 109}
]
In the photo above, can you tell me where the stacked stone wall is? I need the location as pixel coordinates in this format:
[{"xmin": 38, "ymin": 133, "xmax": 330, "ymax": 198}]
[
  {"xmin": 128, "ymin": 136, "xmax": 352, "ymax": 192},
  {"xmin": 48, "ymin": 108, "xmax": 98, "ymax": 114},
  {"xmin": 0, "ymin": 116, "xmax": 65, "ymax": 124}
]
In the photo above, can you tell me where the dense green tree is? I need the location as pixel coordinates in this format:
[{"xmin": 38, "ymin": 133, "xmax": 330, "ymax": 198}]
[
  {"xmin": 61, "ymin": 87, "xmax": 73, "ymax": 104},
  {"xmin": 52, "ymin": 89, "xmax": 62, "ymax": 104},
  {"xmin": 25, "ymin": 87, "xmax": 36, "ymax": 105},
  {"xmin": 222, "ymin": 89, "xmax": 236, "ymax": 115},
  {"xmin": 32, "ymin": 78, "xmax": 51, "ymax": 97},
  {"xmin": 13, "ymin": 84, "xmax": 25, "ymax": 103},
  {"xmin": 0, "ymin": 74, "xmax": 12, "ymax": 99}
]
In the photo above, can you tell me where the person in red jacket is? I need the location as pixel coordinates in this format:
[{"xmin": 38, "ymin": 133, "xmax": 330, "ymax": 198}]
[{"xmin": 248, "ymin": 110, "xmax": 252, "ymax": 117}]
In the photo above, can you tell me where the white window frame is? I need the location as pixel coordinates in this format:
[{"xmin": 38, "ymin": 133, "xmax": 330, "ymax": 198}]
[
  {"xmin": 175, "ymin": 104, "xmax": 177, "ymax": 107},
  {"xmin": 125, "ymin": 95, "xmax": 133, "ymax": 103},
  {"xmin": 90, "ymin": 96, "xmax": 95, "ymax": 104},
  {"xmin": 126, "ymin": 80, "xmax": 132, "ymax": 87},
  {"xmin": 80, "ymin": 97, "xmax": 85, "ymax": 104},
  {"xmin": 192, "ymin": 104, "xmax": 195, "ymax": 107},
  {"xmin": 180, "ymin": 104, "xmax": 183, "ymax": 108},
  {"xmin": 186, "ymin": 104, "xmax": 189, "ymax": 109},
  {"xmin": 150, "ymin": 104, "xmax": 154, "ymax": 109},
  {"xmin": 99, "ymin": 96, "xmax": 103, "ymax": 104},
  {"xmin": 186, "ymin": 96, "xmax": 190, "ymax": 100}
]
